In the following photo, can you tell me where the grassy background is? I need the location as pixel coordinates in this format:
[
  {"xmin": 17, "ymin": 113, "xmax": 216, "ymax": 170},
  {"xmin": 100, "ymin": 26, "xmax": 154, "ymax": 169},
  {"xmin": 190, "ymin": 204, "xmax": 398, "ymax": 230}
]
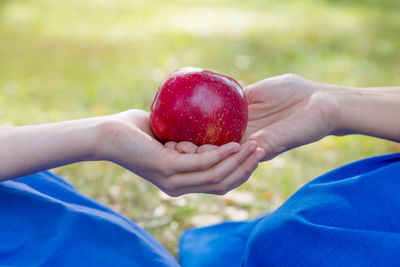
[{"xmin": 1, "ymin": 0, "xmax": 399, "ymax": 256}]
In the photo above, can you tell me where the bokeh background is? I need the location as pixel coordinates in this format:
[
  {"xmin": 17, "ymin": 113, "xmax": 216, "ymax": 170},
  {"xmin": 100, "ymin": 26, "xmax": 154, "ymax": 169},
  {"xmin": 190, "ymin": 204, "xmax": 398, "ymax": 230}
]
[{"xmin": 1, "ymin": 0, "xmax": 400, "ymax": 256}]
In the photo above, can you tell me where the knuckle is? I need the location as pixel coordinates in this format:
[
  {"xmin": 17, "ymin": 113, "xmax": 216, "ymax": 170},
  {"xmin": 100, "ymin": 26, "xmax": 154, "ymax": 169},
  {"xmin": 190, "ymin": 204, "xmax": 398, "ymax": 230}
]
[
  {"xmin": 281, "ymin": 73, "xmax": 300, "ymax": 81},
  {"xmin": 216, "ymin": 188, "xmax": 229, "ymax": 196},
  {"xmin": 214, "ymin": 190, "xmax": 225, "ymax": 196},
  {"xmin": 159, "ymin": 165, "xmax": 175, "ymax": 177},
  {"xmin": 199, "ymin": 160, "xmax": 211, "ymax": 170},
  {"xmin": 214, "ymin": 183, "xmax": 229, "ymax": 195},
  {"xmin": 159, "ymin": 180, "xmax": 176, "ymax": 193},
  {"xmin": 208, "ymin": 173, "xmax": 222, "ymax": 184},
  {"xmin": 160, "ymin": 182, "xmax": 181, "ymax": 197},
  {"xmin": 279, "ymin": 73, "xmax": 302, "ymax": 88},
  {"xmin": 166, "ymin": 190, "xmax": 181, "ymax": 197}
]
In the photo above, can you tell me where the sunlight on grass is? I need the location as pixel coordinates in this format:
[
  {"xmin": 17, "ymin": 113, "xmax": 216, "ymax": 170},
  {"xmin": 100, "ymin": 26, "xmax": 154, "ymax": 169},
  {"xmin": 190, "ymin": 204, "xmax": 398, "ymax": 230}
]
[
  {"xmin": 1, "ymin": 0, "xmax": 400, "ymax": 256},
  {"xmin": 1, "ymin": 0, "xmax": 367, "ymax": 41}
]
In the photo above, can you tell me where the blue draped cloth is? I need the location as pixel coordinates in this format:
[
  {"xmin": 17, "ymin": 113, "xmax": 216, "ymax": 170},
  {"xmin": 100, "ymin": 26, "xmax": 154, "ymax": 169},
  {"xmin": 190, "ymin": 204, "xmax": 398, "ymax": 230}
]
[
  {"xmin": 180, "ymin": 153, "xmax": 400, "ymax": 266},
  {"xmin": 0, "ymin": 172, "xmax": 179, "ymax": 267},
  {"xmin": 1, "ymin": 153, "xmax": 399, "ymax": 266}
]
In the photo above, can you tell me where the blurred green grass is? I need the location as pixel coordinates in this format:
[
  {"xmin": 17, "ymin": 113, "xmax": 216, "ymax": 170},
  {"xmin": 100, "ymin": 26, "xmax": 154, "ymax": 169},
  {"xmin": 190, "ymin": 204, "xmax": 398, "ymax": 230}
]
[{"xmin": 1, "ymin": 0, "xmax": 400, "ymax": 256}]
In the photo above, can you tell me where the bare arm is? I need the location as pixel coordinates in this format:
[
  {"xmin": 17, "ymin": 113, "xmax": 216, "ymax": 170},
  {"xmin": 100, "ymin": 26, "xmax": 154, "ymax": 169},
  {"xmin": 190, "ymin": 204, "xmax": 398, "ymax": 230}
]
[
  {"xmin": 335, "ymin": 86, "xmax": 400, "ymax": 141},
  {"xmin": 0, "ymin": 118, "xmax": 100, "ymax": 180}
]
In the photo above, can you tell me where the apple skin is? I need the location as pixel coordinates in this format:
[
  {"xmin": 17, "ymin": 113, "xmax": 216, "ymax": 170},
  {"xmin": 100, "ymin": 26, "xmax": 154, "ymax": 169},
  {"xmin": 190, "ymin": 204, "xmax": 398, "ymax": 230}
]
[{"xmin": 150, "ymin": 67, "xmax": 248, "ymax": 146}]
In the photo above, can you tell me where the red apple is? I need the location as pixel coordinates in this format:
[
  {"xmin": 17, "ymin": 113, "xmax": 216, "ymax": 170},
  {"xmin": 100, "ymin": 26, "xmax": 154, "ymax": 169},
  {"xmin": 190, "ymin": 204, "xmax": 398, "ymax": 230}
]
[{"xmin": 150, "ymin": 67, "xmax": 248, "ymax": 146}]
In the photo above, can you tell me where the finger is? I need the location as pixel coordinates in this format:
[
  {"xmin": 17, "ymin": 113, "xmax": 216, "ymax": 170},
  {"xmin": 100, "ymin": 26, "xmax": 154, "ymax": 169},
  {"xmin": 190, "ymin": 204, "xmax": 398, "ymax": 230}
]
[
  {"xmin": 164, "ymin": 141, "xmax": 178, "ymax": 150},
  {"xmin": 196, "ymin": 144, "xmax": 218, "ymax": 153},
  {"xmin": 171, "ymin": 141, "xmax": 242, "ymax": 173},
  {"xmin": 246, "ymin": 130, "xmax": 281, "ymax": 161},
  {"xmin": 171, "ymin": 148, "xmax": 265, "ymax": 195},
  {"xmin": 176, "ymin": 141, "xmax": 198, "ymax": 154},
  {"xmin": 168, "ymin": 141, "xmax": 258, "ymax": 188},
  {"xmin": 211, "ymin": 148, "xmax": 265, "ymax": 194}
]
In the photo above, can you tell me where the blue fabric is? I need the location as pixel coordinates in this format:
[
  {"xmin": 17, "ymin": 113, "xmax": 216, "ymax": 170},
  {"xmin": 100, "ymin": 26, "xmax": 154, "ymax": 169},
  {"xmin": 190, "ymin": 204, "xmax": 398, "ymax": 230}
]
[
  {"xmin": 2, "ymin": 153, "xmax": 400, "ymax": 266},
  {"xmin": 0, "ymin": 171, "xmax": 179, "ymax": 267},
  {"xmin": 179, "ymin": 153, "xmax": 400, "ymax": 266},
  {"xmin": 179, "ymin": 217, "xmax": 265, "ymax": 266}
]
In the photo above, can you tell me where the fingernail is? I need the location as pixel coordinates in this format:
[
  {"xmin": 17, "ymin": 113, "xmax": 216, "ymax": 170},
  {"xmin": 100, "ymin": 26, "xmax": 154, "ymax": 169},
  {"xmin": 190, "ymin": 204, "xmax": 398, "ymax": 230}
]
[
  {"xmin": 227, "ymin": 143, "xmax": 240, "ymax": 153},
  {"xmin": 247, "ymin": 144, "xmax": 257, "ymax": 154},
  {"xmin": 255, "ymin": 152, "xmax": 265, "ymax": 162}
]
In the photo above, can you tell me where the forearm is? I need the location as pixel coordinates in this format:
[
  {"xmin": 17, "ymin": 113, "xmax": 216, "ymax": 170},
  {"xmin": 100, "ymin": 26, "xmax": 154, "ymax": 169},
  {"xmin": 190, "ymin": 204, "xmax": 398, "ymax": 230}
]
[
  {"xmin": 0, "ymin": 118, "xmax": 102, "ymax": 181},
  {"xmin": 333, "ymin": 85, "xmax": 400, "ymax": 142}
]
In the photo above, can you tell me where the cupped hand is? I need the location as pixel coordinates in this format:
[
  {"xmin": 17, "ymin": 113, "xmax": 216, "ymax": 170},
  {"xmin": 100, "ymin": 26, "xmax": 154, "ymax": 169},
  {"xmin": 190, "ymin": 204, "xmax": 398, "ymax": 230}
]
[
  {"xmin": 96, "ymin": 109, "xmax": 265, "ymax": 196},
  {"xmin": 243, "ymin": 74, "xmax": 341, "ymax": 161}
]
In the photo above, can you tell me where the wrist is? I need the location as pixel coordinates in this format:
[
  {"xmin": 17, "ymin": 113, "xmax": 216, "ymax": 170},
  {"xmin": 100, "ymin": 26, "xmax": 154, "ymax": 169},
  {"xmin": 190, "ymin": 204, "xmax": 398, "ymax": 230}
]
[
  {"xmin": 92, "ymin": 112, "xmax": 141, "ymax": 163},
  {"xmin": 320, "ymin": 84, "xmax": 357, "ymax": 136},
  {"xmin": 305, "ymin": 81, "xmax": 346, "ymax": 137},
  {"xmin": 331, "ymin": 86, "xmax": 366, "ymax": 136},
  {"xmin": 91, "ymin": 116, "xmax": 121, "ymax": 162},
  {"xmin": 62, "ymin": 116, "xmax": 108, "ymax": 162}
]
